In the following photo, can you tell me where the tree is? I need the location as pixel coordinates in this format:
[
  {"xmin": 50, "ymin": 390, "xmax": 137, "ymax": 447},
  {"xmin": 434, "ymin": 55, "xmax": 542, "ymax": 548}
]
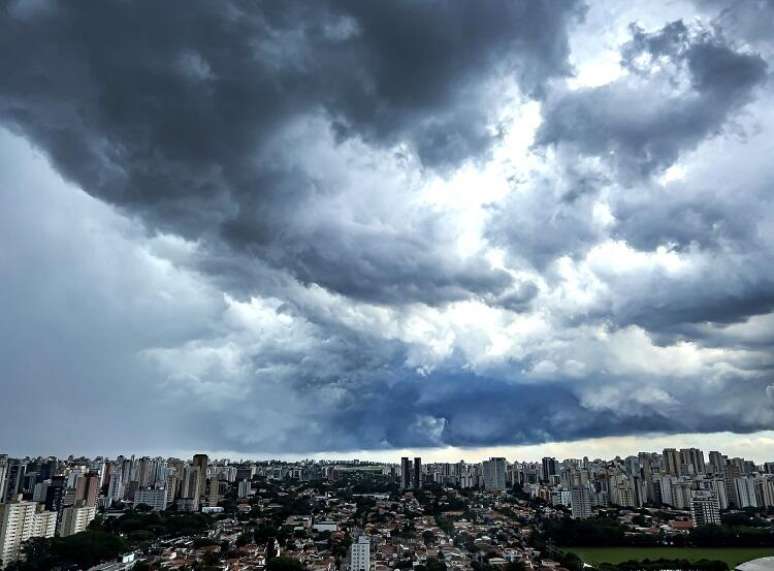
[
  {"xmin": 236, "ymin": 531, "xmax": 253, "ymax": 547},
  {"xmin": 266, "ymin": 556, "xmax": 306, "ymax": 571},
  {"xmin": 425, "ymin": 557, "xmax": 447, "ymax": 571},
  {"xmin": 12, "ymin": 531, "xmax": 128, "ymax": 571}
]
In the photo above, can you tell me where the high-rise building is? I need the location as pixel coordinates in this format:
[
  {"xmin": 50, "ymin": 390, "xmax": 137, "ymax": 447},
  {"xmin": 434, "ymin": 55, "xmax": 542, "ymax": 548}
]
[
  {"xmin": 137, "ymin": 457, "xmax": 154, "ymax": 487},
  {"xmin": 134, "ymin": 488, "xmax": 168, "ymax": 512},
  {"xmin": 709, "ymin": 478, "xmax": 729, "ymax": 510},
  {"xmin": 3, "ymin": 461, "xmax": 26, "ymax": 505},
  {"xmin": 107, "ymin": 468, "xmax": 124, "ymax": 507},
  {"xmin": 37, "ymin": 459, "xmax": 57, "ymax": 484},
  {"xmin": 59, "ymin": 504, "xmax": 97, "ymax": 537},
  {"xmin": 571, "ymin": 486, "xmax": 592, "ymax": 519},
  {"xmin": 658, "ymin": 475, "xmax": 674, "ymax": 506},
  {"xmin": 679, "ymin": 448, "xmax": 706, "ymax": 475},
  {"xmin": 192, "ymin": 454, "xmax": 208, "ymax": 500},
  {"xmin": 663, "ymin": 449, "xmax": 680, "ymax": 476},
  {"xmin": 74, "ymin": 472, "xmax": 100, "ymax": 507},
  {"xmin": 400, "ymin": 458, "xmax": 412, "ymax": 491},
  {"xmin": 237, "ymin": 479, "xmax": 252, "ymax": 499},
  {"xmin": 0, "ymin": 456, "xmax": 8, "ymax": 503},
  {"xmin": 206, "ymin": 478, "xmax": 220, "ymax": 507},
  {"xmin": 44, "ymin": 476, "xmax": 66, "ymax": 526},
  {"xmin": 726, "ymin": 461, "xmax": 743, "ymax": 507},
  {"xmin": 754, "ymin": 476, "xmax": 774, "ymax": 508},
  {"xmin": 166, "ymin": 475, "xmax": 178, "ymax": 503},
  {"xmin": 185, "ymin": 465, "xmax": 202, "ymax": 511},
  {"xmin": 350, "ymin": 535, "xmax": 370, "ymax": 571},
  {"xmin": 236, "ymin": 464, "xmax": 256, "ymax": 482},
  {"xmin": 542, "ymin": 457, "xmax": 557, "ymax": 482},
  {"xmin": 483, "ymin": 458, "xmax": 507, "ymax": 491},
  {"xmin": 0, "ymin": 501, "xmax": 57, "ymax": 568},
  {"xmin": 413, "ymin": 457, "xmax": 422, "ymax": 490},
  {"xmin": 691, "ymin": 491, "xmax": 720, "ymax": 527},
  {"xmin": 708, "ymin": 451, "xmax": 726, "ymax": 475},
  {"xmin": 735, "ymin": 477, "xmax": 758, "ymax": 508}
]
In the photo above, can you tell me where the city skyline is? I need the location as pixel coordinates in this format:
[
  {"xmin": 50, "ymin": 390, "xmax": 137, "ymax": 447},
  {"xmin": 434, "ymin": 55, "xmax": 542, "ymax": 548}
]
[
  {"xmin": 4, "ymin": 437, "xmax": 774, "ymax": 467},
  {"xmin": 3, "ymin": 0, "xmax": 774, "ymax": 458},
  {"xmin": 2, "ymin": 444, "xmax": 774, "ymax": 568}
]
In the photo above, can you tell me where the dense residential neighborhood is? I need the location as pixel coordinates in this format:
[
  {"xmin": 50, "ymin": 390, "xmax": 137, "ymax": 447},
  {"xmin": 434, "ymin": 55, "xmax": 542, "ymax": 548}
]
[{"xmin": 2, "ymin": 450, "xmax": 774, "ymax": 570}]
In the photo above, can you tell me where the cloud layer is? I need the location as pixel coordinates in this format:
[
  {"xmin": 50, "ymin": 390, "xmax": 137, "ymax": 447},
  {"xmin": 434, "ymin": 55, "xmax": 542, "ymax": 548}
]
[{"xmin": 1, "ymin": 0, "xmax": 773, "ymax": 455}]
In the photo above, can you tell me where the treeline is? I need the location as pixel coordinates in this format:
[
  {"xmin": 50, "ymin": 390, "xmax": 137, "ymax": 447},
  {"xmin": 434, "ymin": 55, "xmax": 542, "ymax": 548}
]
[
  {"xmin": 95, "ymin": 509, "xmax": 212, "ymax": 544},
  {"xmin": 691, "ymin": 524, "xmax": 774, "ymax": 547},
  {"xmin": 4, "ymin": 531, "xmax": 127, "ymax": 571},
  {"xmin": 541, "ymin": 517, "xmax": 774, "ymax": 548},
  {"xmin": 595, "ymin": 559, "xmax": 728, "ymax": 571},
  {"xmin": 540, "ymin": 518, "xmax": 630, "ymax": 546}
]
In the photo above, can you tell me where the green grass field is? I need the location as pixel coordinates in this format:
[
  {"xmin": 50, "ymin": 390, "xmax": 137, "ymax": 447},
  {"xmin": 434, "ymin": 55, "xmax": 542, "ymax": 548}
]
[{"xmin": 565, "ymin": 547, "xmax": 774, "ymax": 568}]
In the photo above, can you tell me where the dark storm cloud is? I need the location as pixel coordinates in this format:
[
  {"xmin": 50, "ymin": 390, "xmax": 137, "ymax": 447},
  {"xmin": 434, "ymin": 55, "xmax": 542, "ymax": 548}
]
[
  {"xmin": 489, "ymin": 15, "xmax": 774, "ymax": 338},
  {"xmin": 4, "ymin": 0, "xmax": 774, "ymax": 458},
  {"xmin": 208, "ymin": 369, "xmax": 774, "ymax": 453},
  {"xmin": 536, "ymin": 20, "xmax": 767, "ymax": 178},
  {"xmin": 486, "ymin": 168, "xmax": 609, "ymax": 268},
  {"xmin": 0, "ymin": 0, "xmax": 583, "ymax": 305},
  {"xmin": 694, "ymin": 0, "xmax": 774, "ymax": 47}
]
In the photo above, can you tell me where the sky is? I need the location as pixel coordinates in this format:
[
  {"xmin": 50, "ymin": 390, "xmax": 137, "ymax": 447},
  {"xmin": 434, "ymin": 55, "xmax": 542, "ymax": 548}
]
[{"xmin": 1, "ymin": 0, "xmax": 774, "ymax": 462}]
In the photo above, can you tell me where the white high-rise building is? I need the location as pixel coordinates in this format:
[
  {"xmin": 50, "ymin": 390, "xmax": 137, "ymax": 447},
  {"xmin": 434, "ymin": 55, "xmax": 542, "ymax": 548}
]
[
  {"xmin": 736, "ymin": 477, "xmax": 758, "ymax": 508},
  {"xmin": 708, "ymin": 478, "xmax": 729, "ymax": 510},
  {"xmin": 108, "ymin": 470, "xmax": 124, "ymax": 506},
  {"xmin": 237, "ymin": 480, "xmax": 252, "ymax": 498},
  {"xmin": 571, "ymin": 486, "xmax": 592, "ymax": 519},
  {"xmin": 350, "ymin": 535, "xmax": 370, "ymax": 571},
  {"xmin": 659, "ymin": 475, "xmax": 674, "ymax": 506},
  {"xmin": 483, "ymin": 458, "xmax": 507, "ymax": 492},
  {"xmin": 59, "ymin": 504, "xmax": 97, "ymax": 537},
  {"xmin": 30, "ymin": 510, "xmax": 57, "ymax": 539},
  {"xmin": 754, "ymin": 476, "xmax": 774, "ymax": 508},
  {"xmin": 134, "ymin": 487, "xmax": 168, "ymax": 512},
  {"xmin": 691, "ymin": 491, "xmax": 720, "ymax": 527},
  {"xmin": 0, "ymin": 501, "xmax": 57, "ymax": 568}
]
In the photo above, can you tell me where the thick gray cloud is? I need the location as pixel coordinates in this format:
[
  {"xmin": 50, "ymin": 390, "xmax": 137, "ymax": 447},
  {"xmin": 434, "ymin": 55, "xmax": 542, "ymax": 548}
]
[
  {"xmin": 0, "ymin": 0, "xmax": 583, "ymax": 305},
  {"xmin": 536, "ymin": 20, "xmax": 767, "ymax": 178},
  {"xmin": 2, "ymin": 0, "xmax": 774, "ymax": 457}
]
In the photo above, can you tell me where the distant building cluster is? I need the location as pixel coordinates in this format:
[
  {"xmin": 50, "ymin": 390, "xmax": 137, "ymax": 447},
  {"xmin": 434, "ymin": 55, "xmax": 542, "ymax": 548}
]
[
  {"xmin": 392, "ymin": 448, "xmax": 771, "ymax": 527},
  {"xmin": 504, "ymin": 448, "xmax": 772, "ymax": 527},
  {"xmin": 0, "ymin": 447, "xmax": 773, "ymax": 569}
]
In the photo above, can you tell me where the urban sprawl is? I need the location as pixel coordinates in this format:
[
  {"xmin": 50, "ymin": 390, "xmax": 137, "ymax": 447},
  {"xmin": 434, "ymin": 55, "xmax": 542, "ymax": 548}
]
[{"xmin": 1, "ymin": 448, "xmax": 773, "ymax": 571}]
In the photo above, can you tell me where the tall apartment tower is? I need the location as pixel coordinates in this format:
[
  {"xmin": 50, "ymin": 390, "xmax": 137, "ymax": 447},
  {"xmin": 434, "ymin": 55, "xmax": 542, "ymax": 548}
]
[
  {"xmin": 708, "ymin": 451, "xmax": 726, "ymax": 475},
  {"xmin": 207, "ymin": 477, "xmax": 220, "ymax": 507},
  {"xmin": 59, "ymin": 504, "xmax": 97, "ymax": 537},
  {"xmin": 413, "ymin": 457, "xmax": 422, "ymax": 490},
  {"xmin": 3, "ymin": 461, "xmax": 25, "ymax": 504},
  {"xmin": 691, "ymin": 491, "xmax": 721, "ymax": 527},
  {"xmin": 541, "ymin": 457, "xmax": 557, "ymax": 483},
  {"xmin": 400, "ymin": 458, "xmax": 412, "ymax": 491},
  {"xmin": 483, "ymin": 458, "xmax": 507, "ymax": 491},
  {"xmin": 571, "ymin": 486, "xmax": 592, "ymax": 519},
  {"xmin": 187, "ymin": 466, "xmax": 202, "ymax": 511},
  {"xmin": 0, "ymin": 456, "xmax": 8, "ymax": 503},
  {"xmin": 350, "ymin": 535, "xmax": 371, "ymax": 571},
  {"xmin": 0, "ymin": 500, "xmax": 57, "ymax": 568},
  {"xmin": 192, "ymin": 454, "xmax": 208, "ymax": 500},
  {"xmin": 74, "ymin": 472, "xmax": 100, "ymax": 507},
  {"xmin": 44, "ymin": 476, "xmax": 66, "ymax": 527},
  {"xmin": 663, "ymin": 448, "xmax": 680, "ymax": 476},
  {"xmin": 679, "ymin": 448, "xmax": 706, "ymax": 475}
]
